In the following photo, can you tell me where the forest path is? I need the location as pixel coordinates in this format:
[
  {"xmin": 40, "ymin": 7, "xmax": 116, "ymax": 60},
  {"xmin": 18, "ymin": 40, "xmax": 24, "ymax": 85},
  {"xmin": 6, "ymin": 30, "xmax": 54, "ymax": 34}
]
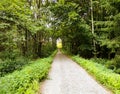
[{"xmin": 40, "ymin": 51, "xmax": 111, "ymax": 94}]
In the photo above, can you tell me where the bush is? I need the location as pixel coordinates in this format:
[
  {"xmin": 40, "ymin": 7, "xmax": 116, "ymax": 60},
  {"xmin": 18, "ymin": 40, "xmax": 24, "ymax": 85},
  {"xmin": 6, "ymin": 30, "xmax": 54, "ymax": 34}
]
[
  {"xmin": 115, "ymin": 68, "xmax": 120, "ymax": 74},
  {"xmin": 72, "ymin": 56, "xmax": 120, "ymax": 94},
  {"xmin": 0, "ymin": 56, "xmax": 29, "ymax": 77},
  {"xmin": 41, "ymin": 43, "xmax": 56, "ymax": 57},
  {"xmin": 0, "ymin": 50, "xmax": 31, "ymax": 77},
  {"xmin": 90, "ymin": 58, "xmax": 108, "ymax": 65},
  {"xmin": 0, "ymin": 50, "xmax": 20, "ymax": 60},
  {"xmin": 0, "ymin": 57, "xmax": 53, "ymax": 94},
  {"xmin": 0, "ymin": 50, "xmax": 56, "ymax": 94},
  {"xmin": 106, "ymin": 55, "xmax": 120, "ymax": 73},
  {"xmin": 0, "ymin": 50, "xmax": 57, "ymax": 77},
  {"xmin": 112, "ymin": 55, "xmax": 120, "ymax": 68}
]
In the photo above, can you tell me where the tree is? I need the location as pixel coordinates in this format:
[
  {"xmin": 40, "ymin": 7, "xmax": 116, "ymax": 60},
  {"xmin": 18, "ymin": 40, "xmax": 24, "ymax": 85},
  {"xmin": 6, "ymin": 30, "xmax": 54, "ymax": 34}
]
[{"xmin": 50, "ymin": 2, "xmax": 93, "ymax": 57}]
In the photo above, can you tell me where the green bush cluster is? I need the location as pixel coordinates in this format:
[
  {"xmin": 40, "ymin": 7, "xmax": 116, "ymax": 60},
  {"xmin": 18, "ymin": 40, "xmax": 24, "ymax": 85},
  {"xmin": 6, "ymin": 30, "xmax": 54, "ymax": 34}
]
[
  {"xmin": 107, "ymin": 55, "xmax": 120, "ymax": 74},
  {"xmin": 90, "ymin": 56, "xmax": 120, "ymax": 74},
  {"xmin": 0, "ymin": 56, "xmax": 29, "ymax": 77},
  {"xmin": 0, "ymin": 50, "xmax": 30, "ymax": 77},
  {"xmin": 0, "ymin": 57, "xmax": 53, "ymax": 94},
  {"xmin": 72, "ymin": 56, "xmax": 120, "ymax": 94},
  {"xmin": 90, "ymin": 58, "xmax": 108, "ymax": 65},
  {"xmin": 41, "ymin": 43, "xmax": 56, "ymax": 57}
]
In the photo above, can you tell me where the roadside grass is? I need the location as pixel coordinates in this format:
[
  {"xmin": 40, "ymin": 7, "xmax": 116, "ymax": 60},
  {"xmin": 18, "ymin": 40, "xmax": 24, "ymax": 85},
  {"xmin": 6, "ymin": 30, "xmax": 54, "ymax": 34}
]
[
  {"xmin": 0, "ymin": 51, "xmax": 57, "ymax": 94},
  {"xmin": 72, "ymin": 55, "xmax": 120, "ymax": 94}
]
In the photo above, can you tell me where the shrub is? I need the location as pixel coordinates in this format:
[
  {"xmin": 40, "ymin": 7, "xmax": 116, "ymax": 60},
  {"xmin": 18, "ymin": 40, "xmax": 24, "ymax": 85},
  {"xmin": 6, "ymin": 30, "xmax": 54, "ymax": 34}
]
[
  {"xmin": 41, "ymin": 43, "xmax": 56, "ymax": 57},
  {"xmin": 90, "ymin": 58, "xmax": 108, "ymax": 65},
  {"xmin": 115, "ymin": 68, "xmax": 120, "ymax": 74},
  {"xmin": 72, "ymin": 56, "xmax": 120, "ymax": 94},
  {"xmin": 106, "ymin": 55, "xmax": 120, "ymax": 73},
  {"xmin": 0, "ymin": 57, "xmax": 52, "ymax": 94},
  {"xmin": 0, "ymin": 56, "xmax": 29, "ymax": 77},
  {"xmin": 112, "ymin": 55, "xmax": 120, "ymax": 68},
  {"xmin": 0, "ymin": 50, "xmax": 56, "ymax": 94}
]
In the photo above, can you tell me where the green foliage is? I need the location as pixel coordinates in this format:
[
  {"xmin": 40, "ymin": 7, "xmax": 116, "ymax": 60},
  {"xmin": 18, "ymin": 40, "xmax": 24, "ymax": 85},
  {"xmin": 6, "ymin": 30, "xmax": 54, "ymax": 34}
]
[
  {"xmin": 92, "ymin": 0, "xmax": 120, "ymax": 59},
  {"xmin": 0, "ymin": 0, "xmax": 57, "ymax": 79},
  {"xmin": 89, "ymin": 56, "xmax": 120, "ymax": 74},
  {"xmin": 0, "ymin": 0, "xmax": 120, "ymax": 93},
  {"xmin": 114, "ymin": 13, "xmax": 120, "ymax": 36},
  {"xmin": 41, "ymin": 43, "xmax": 56, "ymax": 57},
  {"xmin": 0, "ymin": 56, "xmax": 29, "ymax": 77},
  {"xmin": 0, "ymin": 49, "xmax": 30, "ymax": 77},
  {"xmin": 0, "ymin": 56, "xmax": 54, "ymax": 94},
  {"xmin": 72, "ymin": 56, "xmax": 120, "ymax": 94},
  {"xmin": 0, "ymin": 0, "xmax": 56, "ymax": 59},
  {"xmin": 115, "ymin": 68, "xmax": 120, "ymax": 74},
  {"xmin": 90, "ymin": 58, "xmax": 108, "ymax": 65},
  {"xmin": 50, "ymin": 2, "xmax": 93, "ymax": 56},
  {"xmin": 0, "ymin": 0, "xmax": 32, "ymax": 58},
  {"xmin": 59, "ymin": 0, "xmax": 65, "ymax": 5},
  {"xmin": 68, "ymin": 11, "xmax": 79, "ymax": 20},
  {"xmin": 107, "ymin": 55, "xmax": 120, "ymax": 73}
]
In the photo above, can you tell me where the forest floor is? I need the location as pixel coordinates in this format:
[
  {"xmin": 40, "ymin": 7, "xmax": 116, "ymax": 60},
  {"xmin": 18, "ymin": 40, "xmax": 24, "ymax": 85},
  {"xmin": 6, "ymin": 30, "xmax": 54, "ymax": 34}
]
[{"xmin": 40, "ymin": 51, "xmax": 112, "ymax": 94}]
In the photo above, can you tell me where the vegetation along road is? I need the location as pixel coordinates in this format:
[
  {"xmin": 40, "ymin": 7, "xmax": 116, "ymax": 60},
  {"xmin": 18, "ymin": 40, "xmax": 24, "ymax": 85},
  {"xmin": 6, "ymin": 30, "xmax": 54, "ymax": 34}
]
[
  {"xmin": 40, "ymin": 51, "xmax": 111, "ymax": 94},
  {"xmin": 0, "ymin": 0, "xmax": 120, "ymax": 94}
]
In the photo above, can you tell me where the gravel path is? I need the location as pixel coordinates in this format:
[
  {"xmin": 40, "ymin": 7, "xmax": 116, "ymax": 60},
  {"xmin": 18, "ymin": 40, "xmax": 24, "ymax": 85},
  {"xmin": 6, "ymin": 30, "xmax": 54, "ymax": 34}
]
[{"xmin": 40, "ymin": 51, "xmax": 111, "ymax": 94}]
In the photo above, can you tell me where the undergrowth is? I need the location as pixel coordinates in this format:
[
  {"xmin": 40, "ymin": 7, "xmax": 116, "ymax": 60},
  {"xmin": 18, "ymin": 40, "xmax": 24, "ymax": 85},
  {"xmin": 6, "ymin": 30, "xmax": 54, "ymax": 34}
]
[{"xmin": 0, "ymin": 51, "xmax": 57, "ymax": 94}]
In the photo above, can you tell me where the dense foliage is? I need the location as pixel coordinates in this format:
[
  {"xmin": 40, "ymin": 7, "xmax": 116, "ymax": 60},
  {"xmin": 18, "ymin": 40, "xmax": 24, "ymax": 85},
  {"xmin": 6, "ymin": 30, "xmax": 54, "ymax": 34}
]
[
  {"xmin": 0, "ymin": 55, "xmax": 54, "ymax": 94},
  {"xmin": 50, "ymin": 1, "xmax": 93, "ymax": 57},
  {"xmin": 72, "ymin": 56, "xmax": 120, "ymax": 94},
  {"xmin": 0, "ymin": 56, "xmax": 29, "ymax": 77},
  {"xmin": 0, "ymin": 0, "xmax": 56, "ymax": 58},
  {"xmin": 52, "ymin": 0, "xmax": 120, "ymax": 74},
  {"xmin": 0, "ymin": 0, "xmax": 120, "ymax": 93},
  {"xmin": 0, "ymin": 0, "xmax": 56, "ymax": 77}
]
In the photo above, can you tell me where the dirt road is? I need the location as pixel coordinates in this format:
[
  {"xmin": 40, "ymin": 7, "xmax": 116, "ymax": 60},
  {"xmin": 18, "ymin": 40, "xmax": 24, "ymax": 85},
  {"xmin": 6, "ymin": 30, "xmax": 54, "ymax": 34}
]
[{"xmin": 40, "ymin": 51, "xmax": 111, "ymax": 94}]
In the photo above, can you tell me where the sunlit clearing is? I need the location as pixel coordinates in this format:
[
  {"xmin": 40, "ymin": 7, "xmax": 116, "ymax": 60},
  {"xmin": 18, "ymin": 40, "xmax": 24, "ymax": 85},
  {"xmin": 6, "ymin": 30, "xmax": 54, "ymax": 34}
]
[{"xmin": 56, "ymin": 38, "xmax": 62, "ymax": 49}]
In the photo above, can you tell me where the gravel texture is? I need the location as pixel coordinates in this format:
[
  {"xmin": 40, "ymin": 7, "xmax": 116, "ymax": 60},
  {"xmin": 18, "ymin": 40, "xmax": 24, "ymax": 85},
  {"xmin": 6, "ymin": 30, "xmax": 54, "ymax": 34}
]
[{"xmin": 40, "ymin": 51, "xmax": 111, "ymax": 94}]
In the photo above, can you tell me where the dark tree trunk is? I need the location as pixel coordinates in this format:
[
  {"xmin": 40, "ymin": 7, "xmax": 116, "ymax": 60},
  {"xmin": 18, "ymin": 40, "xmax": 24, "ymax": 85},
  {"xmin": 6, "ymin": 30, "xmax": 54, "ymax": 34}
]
[{"xmin": 38, "ymin": 42, "xmax": 42, "ymax": 57}]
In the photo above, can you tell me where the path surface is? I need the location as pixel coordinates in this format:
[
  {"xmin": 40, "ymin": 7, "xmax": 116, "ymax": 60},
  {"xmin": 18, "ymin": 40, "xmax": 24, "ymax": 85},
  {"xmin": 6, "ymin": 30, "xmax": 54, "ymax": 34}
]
[{"xmin": 40, "ymin": 51, "xmax": 111, "ymax": 94}]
